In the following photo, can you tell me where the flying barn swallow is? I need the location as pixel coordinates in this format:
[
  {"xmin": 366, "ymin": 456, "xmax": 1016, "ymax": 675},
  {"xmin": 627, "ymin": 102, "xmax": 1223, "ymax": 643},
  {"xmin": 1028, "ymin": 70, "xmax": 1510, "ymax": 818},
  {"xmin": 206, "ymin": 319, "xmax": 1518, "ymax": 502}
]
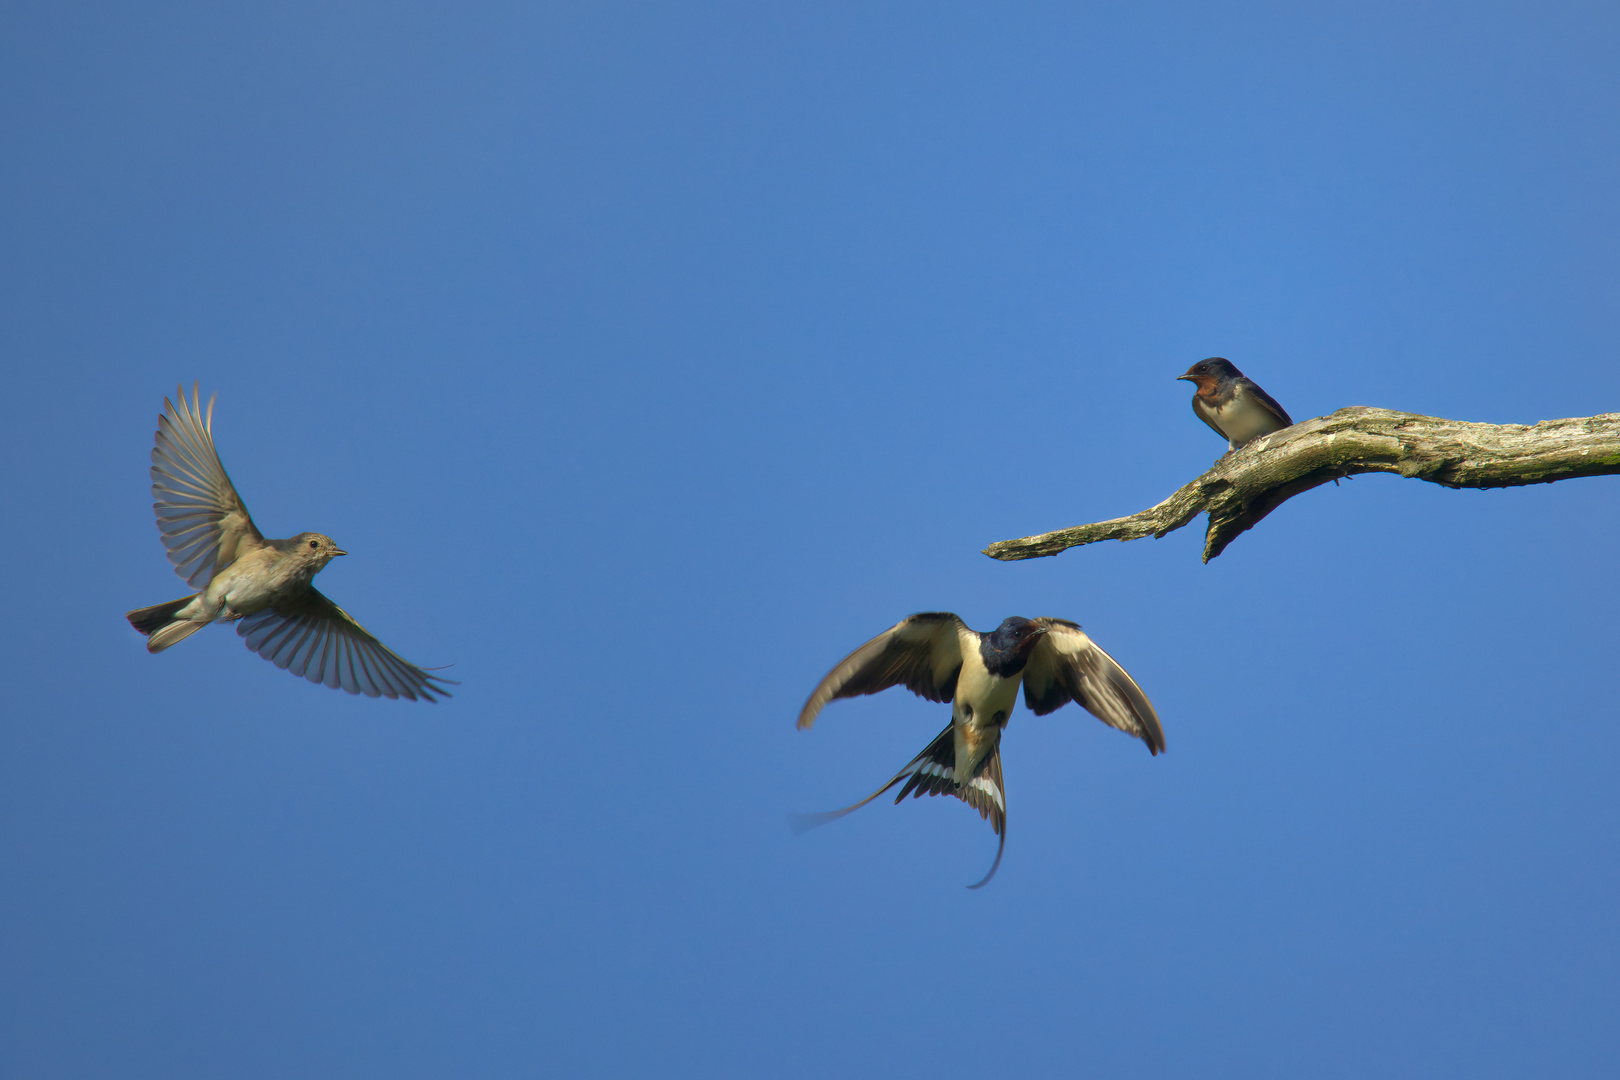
[
  {"xmin": 1177, "ymin": 358, "xmax": 1294, "ymax": 451},
  {"xmin": 794, "ymin": 613, "xmax": 1164, "ymax": 888}
]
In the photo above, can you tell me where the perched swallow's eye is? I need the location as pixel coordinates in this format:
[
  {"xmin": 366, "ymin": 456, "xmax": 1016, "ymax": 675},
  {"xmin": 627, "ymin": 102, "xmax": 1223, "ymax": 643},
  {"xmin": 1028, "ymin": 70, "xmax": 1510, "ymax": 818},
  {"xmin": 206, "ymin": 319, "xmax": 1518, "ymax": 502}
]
[{"xmin": 308, "ymin": 539, "xmax": 318, "ymax": 549}]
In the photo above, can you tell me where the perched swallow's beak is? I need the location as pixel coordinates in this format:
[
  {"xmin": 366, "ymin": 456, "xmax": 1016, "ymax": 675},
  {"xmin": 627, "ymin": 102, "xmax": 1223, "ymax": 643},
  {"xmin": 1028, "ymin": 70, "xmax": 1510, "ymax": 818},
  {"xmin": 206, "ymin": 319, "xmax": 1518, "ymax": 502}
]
[{"xmin": 1176, "ymin": 372, "xmax": 1195, "ymax": 381}]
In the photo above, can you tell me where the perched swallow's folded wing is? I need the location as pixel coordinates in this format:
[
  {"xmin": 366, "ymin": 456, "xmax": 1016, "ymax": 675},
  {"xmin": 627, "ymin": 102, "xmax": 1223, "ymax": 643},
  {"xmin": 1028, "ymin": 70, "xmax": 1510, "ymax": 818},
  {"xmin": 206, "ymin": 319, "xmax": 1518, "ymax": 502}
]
[
  {"xmin": 796, "ymin": 612, "xmax": 966, "ymax": 730},
  {"xmin": 1022, "ymin": 618, "xmax": 1165, "ymax": 754},
  {"xmin": 1242, "ymin": 379, "xmax": 1294, "ymax": 429},
  {"xmin": 151, "ymin": 383, "xmax": 265, "ymax": 588},
  {"xmin": 236, "ymin": 588, "xmax": 455, "ymax": 702},
  {"xmin": 791, "ymin": 722, "xmax": 1007, "ymax": 889}
]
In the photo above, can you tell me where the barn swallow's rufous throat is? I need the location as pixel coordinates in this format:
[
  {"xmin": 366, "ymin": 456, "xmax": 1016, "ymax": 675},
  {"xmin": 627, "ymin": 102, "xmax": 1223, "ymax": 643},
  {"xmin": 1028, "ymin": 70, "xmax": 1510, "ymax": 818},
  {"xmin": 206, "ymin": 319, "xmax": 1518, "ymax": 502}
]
[
  {"xmin": 792, "ymin": 613, "xmax": 1165, "ymax": 888},
  {"xmin": 1177, "ymin": 357, "xmax": 1294, "ymax": 451}
]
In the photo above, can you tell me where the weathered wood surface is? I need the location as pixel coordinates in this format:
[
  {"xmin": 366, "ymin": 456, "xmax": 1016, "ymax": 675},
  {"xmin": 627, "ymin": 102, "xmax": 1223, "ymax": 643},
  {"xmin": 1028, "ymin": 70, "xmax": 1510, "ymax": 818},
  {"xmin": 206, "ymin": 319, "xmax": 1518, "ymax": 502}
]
[{"xmin": 984, "ymin": 407, "xmax": 1620, "ymax": 563}]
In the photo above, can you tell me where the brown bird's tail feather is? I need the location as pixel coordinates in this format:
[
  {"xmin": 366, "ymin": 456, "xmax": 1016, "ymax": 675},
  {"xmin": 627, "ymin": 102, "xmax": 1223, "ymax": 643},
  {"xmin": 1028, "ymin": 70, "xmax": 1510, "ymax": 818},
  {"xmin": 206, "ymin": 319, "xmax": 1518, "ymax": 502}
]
[{"xmin": 126, "ymin": 596, "xmax": 203, "ymax": 653}]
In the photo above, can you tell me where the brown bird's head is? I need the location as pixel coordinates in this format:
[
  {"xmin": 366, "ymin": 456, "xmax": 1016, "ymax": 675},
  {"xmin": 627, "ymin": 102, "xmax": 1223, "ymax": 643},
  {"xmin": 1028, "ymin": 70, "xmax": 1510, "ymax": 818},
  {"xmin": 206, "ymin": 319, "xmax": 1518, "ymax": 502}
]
[{"xmin": 291, "ymin": 532, "xmax": 347, "ymax": 569}]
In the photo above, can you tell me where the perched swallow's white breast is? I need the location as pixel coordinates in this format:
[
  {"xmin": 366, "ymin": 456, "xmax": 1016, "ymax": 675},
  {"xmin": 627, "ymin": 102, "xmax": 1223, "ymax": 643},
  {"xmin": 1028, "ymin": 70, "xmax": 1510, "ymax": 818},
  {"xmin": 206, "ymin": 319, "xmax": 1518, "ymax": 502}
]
[{"xmin": 1200, "ymin": 385, "xmax": 1282, "ymax": 445}]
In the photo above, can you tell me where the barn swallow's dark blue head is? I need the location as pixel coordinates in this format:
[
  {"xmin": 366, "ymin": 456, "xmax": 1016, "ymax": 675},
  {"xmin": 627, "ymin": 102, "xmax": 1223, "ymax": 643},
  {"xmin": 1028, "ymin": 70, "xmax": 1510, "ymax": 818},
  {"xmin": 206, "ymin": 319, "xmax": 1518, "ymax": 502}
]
[
  {"xmin": 980, "ymin": 617, "xmax": 1049, "ymax": 675},
  {"xmin": 1177, "ymin": 357, "xmax": 1242, "ymax": 397}
]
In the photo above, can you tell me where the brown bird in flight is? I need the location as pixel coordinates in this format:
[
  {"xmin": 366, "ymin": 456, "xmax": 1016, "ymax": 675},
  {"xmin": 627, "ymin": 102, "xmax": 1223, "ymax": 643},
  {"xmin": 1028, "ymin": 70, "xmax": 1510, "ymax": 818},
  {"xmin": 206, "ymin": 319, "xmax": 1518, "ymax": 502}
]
[{"xmin": 125, "ymin": 384, "xmax": 453, "ymax": 701}]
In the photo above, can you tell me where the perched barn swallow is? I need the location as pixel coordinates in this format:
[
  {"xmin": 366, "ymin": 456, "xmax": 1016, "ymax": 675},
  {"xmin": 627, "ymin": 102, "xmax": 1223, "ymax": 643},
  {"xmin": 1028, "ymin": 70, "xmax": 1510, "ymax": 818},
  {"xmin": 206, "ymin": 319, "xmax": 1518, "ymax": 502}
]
[
  {"xmin": 125, "ymin": 384, "xmax": 453, "ymax": 701},
  {"xmin": 1177, "ymin": 358, "xmax": 1294, "ymax": 451},
  {"xmin": 794, "ymin": 613, "xmax": 1164, "ymax": 888}
]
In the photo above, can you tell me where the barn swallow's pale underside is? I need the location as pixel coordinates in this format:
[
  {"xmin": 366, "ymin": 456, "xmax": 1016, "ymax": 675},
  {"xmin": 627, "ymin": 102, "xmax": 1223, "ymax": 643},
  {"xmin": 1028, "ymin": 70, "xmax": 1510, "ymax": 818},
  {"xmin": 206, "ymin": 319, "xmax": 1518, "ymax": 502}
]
[{"xmin": 794, "ymin": 613, "xmax": 1164, "ymax": 887}]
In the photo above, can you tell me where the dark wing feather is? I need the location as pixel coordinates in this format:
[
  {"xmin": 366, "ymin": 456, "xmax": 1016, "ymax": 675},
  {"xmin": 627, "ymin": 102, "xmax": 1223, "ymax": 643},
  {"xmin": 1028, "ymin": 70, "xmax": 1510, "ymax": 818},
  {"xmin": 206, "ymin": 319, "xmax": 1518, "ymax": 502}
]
[
  {"xmin": 791, "ymin": 722, "xmax": 1007, "ymax": 889},
  {"xmin": 151, "ymin": 383, "xmax": 265, "ymax": 588},
  {"xmin": 236, "ymin": 587, "xmax": 455, "ymax": 702},
  {"xmin": 1022, "ymin": 619, "xmax": 1165, "ymax": 754},
  {"xmin": 1238, "ymin": 378, "xmax": 1294, "ymax": 429},
  {"xmin": 796, "ymin": 613, "xmax": 965, "ymax": 730}
]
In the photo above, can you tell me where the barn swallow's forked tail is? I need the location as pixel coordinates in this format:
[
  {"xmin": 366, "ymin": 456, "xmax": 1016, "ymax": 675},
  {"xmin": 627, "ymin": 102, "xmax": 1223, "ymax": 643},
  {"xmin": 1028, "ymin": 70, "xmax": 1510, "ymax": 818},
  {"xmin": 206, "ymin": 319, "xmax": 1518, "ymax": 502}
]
[{"xmin": 791, "ymin": 722, "xmax": 1007, "ymax": 889}]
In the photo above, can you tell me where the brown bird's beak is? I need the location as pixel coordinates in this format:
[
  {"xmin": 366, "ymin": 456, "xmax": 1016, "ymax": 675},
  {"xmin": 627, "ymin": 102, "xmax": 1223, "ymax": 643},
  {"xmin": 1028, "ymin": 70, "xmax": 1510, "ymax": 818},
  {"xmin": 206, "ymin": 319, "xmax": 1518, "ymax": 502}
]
[{"xmin": 332, "ymin": 548, "xmax": 348, "ymax": 557}]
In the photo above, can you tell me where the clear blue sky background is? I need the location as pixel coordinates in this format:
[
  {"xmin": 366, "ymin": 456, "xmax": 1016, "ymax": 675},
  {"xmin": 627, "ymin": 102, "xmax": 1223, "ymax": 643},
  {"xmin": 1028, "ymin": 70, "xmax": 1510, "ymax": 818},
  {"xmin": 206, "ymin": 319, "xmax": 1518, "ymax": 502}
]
[{"xmin": 3, "ymin": 2, "xmax": 1618, "ymax": 1076}]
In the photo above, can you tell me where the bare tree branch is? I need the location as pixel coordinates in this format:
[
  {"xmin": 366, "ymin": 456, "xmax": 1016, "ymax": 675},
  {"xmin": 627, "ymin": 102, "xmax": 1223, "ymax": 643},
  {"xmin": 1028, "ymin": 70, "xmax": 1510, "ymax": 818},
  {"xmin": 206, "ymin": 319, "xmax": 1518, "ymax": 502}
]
[{"xmin": 984, "ymin": 407, "xmax": 1620, "ymax": 563}]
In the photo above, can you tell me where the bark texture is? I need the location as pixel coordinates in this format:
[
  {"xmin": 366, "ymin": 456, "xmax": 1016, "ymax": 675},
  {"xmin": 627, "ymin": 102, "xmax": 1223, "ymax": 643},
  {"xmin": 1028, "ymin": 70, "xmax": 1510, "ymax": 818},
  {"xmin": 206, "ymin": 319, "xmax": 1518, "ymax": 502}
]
[{"xmin": 984, "ymin": 407, "xmax": 1620, "ymax": 563}]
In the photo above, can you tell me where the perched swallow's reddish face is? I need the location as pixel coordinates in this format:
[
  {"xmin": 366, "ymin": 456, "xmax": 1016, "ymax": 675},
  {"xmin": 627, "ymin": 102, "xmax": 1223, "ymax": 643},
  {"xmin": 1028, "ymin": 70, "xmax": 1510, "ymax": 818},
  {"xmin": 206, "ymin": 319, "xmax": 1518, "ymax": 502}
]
[{"xmin": 1177, "ymin": 366, "xmax": 1220, "ymax": 397}]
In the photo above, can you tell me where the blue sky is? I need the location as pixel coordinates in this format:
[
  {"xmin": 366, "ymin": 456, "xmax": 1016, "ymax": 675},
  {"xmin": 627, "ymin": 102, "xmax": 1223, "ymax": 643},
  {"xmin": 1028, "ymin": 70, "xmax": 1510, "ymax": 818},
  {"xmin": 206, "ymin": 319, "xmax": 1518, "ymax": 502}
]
[{"xmin": 3, "ymin": 2, "xmax": 1619, "ymax": 1076}]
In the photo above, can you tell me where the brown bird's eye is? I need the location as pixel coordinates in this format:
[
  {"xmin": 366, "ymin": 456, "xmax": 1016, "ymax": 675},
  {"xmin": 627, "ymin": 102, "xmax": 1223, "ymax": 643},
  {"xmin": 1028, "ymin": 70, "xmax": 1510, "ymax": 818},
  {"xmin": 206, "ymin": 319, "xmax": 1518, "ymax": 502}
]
[{"xmin": 308, "ymin": 539, "xmax": 318, "ymax": 549}]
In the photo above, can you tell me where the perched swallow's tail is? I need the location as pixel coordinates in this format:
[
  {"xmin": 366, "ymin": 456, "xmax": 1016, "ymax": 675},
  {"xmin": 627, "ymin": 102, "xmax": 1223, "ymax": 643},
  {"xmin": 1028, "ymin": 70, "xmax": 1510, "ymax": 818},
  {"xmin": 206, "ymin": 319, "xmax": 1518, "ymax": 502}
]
[
  {"xmin": 126, "ymin": 595, "xmax": 202, "ymax": 653},
  {"xmin": 792, "ymin": 723, "xmax": 1008, "ymax": 888}
]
